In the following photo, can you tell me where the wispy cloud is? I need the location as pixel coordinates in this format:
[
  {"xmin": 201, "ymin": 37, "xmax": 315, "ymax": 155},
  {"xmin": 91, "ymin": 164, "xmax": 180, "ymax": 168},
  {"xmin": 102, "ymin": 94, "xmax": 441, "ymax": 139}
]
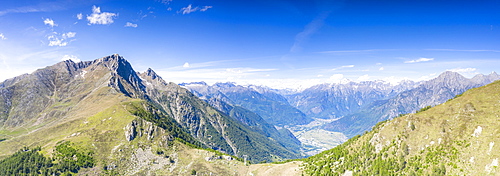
[
  {"xmin": 332, "ymin": 65, "xmax": 354, "ymax": 70},
  {"xmin": 200, "ymin": 6, "xmax": 212, "ymax": 12},
  {"xmin": 0, "ymin": 33, "xmax": 6, "ymax": 40},
  {"xmin": 179, "ymin": 4, "xmax": 212, "ymax": 14},
  {"xmin": 426, "ymin": 49, "xmax": 500, "ymax": 53},
  {"xmin": 157, "ymin": 67, "xmax": 277, "ymax": 85},
  {"xmin": 125, "ymin": 22, "xmax": 138, "ymax": 28},
  {"xmin": 0, "ymin": 1, "xmax": 67, "ymax": 16},
  {"xmin": 0, "ymin": 44, "xmax": 74, "ymax": 82},
  {"xmin": 87, "ymin": 6, "xmax": 118, "ymax": 25},
  {"xmin": 318, "ymin": 49, "xmax": 396, "ymax": 54},
  {"xmin": 404, "ymin": 58, "xmax": 434, "ymax": 63},
  {"xmin": 43, "ymin": 18, "xmax": 57, "ymax": 27},
  {"xmin": 169, "ymin": 60, "xmax": 236, "ymax": 70},
  {"xmin": 447, "ymin": 67, "xmax": 477, "ymax": 73},
  {"xmin": 157, "ymin": 0, "xmax": 173, "ymax": 5},
  {"xmin": 290, "ymin": 12, "xmax": 329, "ymax": 53}
]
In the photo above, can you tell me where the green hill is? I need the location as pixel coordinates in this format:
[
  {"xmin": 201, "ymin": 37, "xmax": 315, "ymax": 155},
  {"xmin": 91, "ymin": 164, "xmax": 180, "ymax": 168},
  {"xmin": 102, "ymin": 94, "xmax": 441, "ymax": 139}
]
[{"xmin": 302, "ymin": 80, "xmax": 500, "ymax": 175}]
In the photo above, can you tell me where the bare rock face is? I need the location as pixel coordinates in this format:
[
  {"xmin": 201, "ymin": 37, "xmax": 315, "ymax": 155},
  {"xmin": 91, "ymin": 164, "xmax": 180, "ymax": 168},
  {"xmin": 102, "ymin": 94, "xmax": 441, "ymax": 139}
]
[{"xmin": 125, "ymin": 120, "xmax": 138, "ymax": 141}]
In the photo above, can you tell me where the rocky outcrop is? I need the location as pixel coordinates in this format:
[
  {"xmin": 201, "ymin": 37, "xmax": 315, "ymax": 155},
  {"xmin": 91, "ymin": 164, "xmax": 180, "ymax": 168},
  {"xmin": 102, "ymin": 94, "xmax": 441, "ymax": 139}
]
[{"xmin": 125, "ymin": 120, "xmax": 138, "ymax": 141}]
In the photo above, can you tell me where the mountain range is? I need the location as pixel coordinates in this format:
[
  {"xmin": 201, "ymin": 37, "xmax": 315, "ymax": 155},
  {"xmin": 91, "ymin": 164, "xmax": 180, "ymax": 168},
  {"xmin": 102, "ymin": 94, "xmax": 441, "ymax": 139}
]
[
  {"xmin": 1, "ymin": 54, "xmax": 499, "ymax": 175},
  {"xmin": 323, "ymin": 71, "xmax": 500, "ymax": 137},
  {"xmin": 302, "ymin": 77, "xmax": 500, "ymax": 175},
  {"xmin": 0, "ymin": 54, "xmax": 303, "ymax": 175},
  {"xmin": 181, "ymin": 71, "xmax": 499, "ymax": 155}
]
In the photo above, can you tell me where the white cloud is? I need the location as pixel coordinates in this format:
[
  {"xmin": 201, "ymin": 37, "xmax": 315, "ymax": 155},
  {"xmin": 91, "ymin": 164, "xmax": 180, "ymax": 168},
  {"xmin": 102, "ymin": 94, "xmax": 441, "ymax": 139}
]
[
  {"xmin": 426, "ymin": 49, "xmax": 500, "ymax": 53},
  {"xmin": 180, "ymin": 4, "xmax": 197, "ymax": 14},
  {"xmin": 43, "ymin": 18, "xmax": 57, "ymax": 27},
  {"xmin": 124, "ymin": 22, "xmax": 138, "ymax": 28},
  {"xmin": 61, "ymin": 55, "xmax": 80, "ymax": 62},
  {"xmin": 404, "ymin": 57, "xmax": 434, "ymax": 63},
  {"xmin": 357, "ymin": 74, "xmax": 370, "ymax": 82},
  {"xmin": 76, "ymin": 13, "xmax": 83, "ymax": 20},
  {"xmin": 157, "ymin": 0, "xmax": 172, "ymax": 5},
  {"xmin": 179, "ymin": 4, "xmax": 212, "ymax": 14},
  {"xmin": 332, "ymin": 65, "xmax": 355, "ymax": 70},
  {"xmin": 87, "ymin": 6, "xmax": 118, "ymax": 25},
  {"xmin": 183, "ymin": 62, "xmax": 190, "ymax": 68},
  {"xmin": 0, "ymin": 33, "xmax": 6, "ymax": 40},
  {"xmin": 62, "ymin": 32, "xmax": 76, "ymax": 38},
  {"xmin": 200, "ymin": 6, "xmax": 212, "ymax": 12},
  {"xmin": 382, "ymin": 76, "xmax": 411, "ymax": 85},
  {"xmin": 47, "ymin": 32, "xmax": 76, "ymax": 47},
  {"xmin": 48, "ymin": 35, "xmax": 67, "ymax": 46},
  {"xmin": 318, "ymin": 49, "xmax": 396, "ymax": 54},
  {"xmin": 379, "ymin": 67, "xmax": 384, "ymax": 71},
  {"xmin": 446, "ymin": 68, "xmax": 477, "ymax": 74},
  {"xmin": 329, "ymin": 74, "xmax": 345, "ymax": 83}
]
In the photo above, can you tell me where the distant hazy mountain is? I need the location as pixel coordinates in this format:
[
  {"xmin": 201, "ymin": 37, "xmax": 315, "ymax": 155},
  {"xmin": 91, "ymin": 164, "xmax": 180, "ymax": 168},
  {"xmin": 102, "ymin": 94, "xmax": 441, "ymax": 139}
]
[
  {"xmin": 324, "ymin": 71, "xmax": 500, "ymax": 137},
  {"xmin": 177, "ymin": 82, "xmax": 302, "ymax": 154},
  {"xmin": 181, "ymin": 82, "xmax": 313, "ymax": 127},
  {"xmin": 285, "ymin": 80, "xmax": 419, "ymax": 119},
  {"xmin": 303, "ymin": 79, "xmax": 500, "ymax": 175}
]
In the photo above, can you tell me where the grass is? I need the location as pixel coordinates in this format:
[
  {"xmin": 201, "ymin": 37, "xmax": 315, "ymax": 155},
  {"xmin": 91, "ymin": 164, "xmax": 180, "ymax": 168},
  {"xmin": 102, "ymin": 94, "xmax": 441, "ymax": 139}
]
[{"xmin": 302, "ymin": 80, "xmax": 500, "ymax": 175}]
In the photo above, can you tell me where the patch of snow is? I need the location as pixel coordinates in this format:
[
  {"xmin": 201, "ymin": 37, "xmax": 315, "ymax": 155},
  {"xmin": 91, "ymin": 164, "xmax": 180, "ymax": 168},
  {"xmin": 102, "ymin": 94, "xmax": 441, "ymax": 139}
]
[
  {"xmin": 80, "ymin": 70, "xmax": 87, "ymax": 78},
  {"xmin": 472, "ymin": 126, "xmax": 482, "ymax": 137}
]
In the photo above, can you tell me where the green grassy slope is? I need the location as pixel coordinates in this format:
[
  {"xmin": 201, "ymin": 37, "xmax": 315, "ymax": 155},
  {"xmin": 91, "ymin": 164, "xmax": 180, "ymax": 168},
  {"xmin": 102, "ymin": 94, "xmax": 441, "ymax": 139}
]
[{"xmin": 303, "ymin": 80, "xmax": 500, "ymax": 175}]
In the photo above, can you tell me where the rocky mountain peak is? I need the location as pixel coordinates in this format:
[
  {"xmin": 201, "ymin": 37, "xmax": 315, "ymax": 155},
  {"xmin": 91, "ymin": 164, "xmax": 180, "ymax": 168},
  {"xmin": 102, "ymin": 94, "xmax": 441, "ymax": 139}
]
[
  {"xmin": 85, "ymin": 54, "xmax": 148, "ymax": 99},
  {"xmin": 144, "ymin": 68, "xmax": 161, "ymax": 80},
  {"xmin": 92, "ymin": 54, "xmax": 132, "ymax": 73},
  {"xmin": 436, "ymin": 71, "xmax": 464, "ymax": 79},
  {"xmin": 428, "ymin": 71, "xmax": 468, "ymax": 86}
]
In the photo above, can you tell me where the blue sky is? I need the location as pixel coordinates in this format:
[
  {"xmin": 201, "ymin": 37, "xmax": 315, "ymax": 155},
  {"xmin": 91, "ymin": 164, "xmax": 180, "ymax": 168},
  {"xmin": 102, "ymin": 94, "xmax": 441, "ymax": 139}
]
[{"xmin": 1, "ymin": 0, "xmax": 499, "ymax": 89}]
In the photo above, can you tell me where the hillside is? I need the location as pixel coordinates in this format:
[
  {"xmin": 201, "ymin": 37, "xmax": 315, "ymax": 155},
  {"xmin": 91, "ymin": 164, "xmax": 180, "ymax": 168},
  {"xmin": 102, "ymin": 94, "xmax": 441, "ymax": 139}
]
[
  {"xmin": 302, "ymin": 80, "xmax": 500, "ymax": 175},
  {"xmin": 0, "ymin": 54, "xmax": 302, "ymax": 175},
  {"xmin": 178, "ymin": 82, "xmax": 302, "ymax": 154}
]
